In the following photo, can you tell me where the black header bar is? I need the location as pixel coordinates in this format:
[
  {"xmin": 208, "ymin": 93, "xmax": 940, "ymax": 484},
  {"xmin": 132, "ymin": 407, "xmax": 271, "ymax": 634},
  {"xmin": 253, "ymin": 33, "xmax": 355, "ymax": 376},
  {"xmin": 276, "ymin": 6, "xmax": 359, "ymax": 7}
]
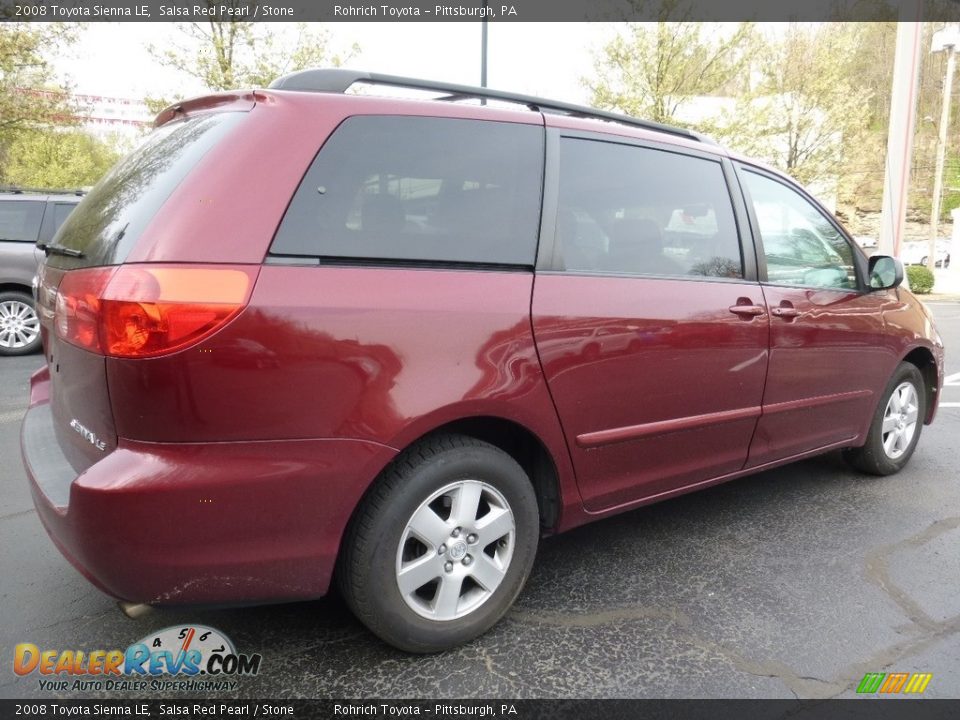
[{"xmin": 2, "ymin": 0, "xmax": 960, "ymax": 23}]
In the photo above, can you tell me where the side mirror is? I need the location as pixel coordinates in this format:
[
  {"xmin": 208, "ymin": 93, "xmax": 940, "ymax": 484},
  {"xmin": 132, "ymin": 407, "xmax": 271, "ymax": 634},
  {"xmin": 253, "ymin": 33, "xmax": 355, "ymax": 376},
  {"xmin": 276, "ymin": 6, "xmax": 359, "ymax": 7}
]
[{"xmin": 868, "ymin": 255, "xmax": 904, "ymax": 290}]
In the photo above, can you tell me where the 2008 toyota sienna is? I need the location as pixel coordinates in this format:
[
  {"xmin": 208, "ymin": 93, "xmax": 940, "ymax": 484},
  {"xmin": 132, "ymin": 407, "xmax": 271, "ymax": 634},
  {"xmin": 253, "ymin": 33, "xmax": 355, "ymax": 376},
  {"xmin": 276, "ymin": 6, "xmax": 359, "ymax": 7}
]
[{"xmin": 21, "ymin": 69, "xmax": 945, "ymax": 652}]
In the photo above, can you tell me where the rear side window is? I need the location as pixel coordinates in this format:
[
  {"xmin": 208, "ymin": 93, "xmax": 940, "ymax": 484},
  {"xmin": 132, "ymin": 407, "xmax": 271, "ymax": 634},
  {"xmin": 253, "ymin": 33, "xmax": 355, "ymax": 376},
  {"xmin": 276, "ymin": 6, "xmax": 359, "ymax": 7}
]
[
  {"xmin": 556, "ymin": 138, "xmax": 743, "ymax": 279},
  {"xmin": 0, "ymin": 200, "xmax": 44, "ymax": 243},
  {"xmin": 51, "ymin": 203, "xmax": 76, "ymax": 234},
  {"xmin": 38, "ymin": 201, "xmax": 79, "ymax": 245},
  {"xmin": 271, "ymin": 116, "xmax": 544, "ymax": 266},
  {"xmin": 48, "ymin": 112, "xmax": 244, "ymax": 268}
]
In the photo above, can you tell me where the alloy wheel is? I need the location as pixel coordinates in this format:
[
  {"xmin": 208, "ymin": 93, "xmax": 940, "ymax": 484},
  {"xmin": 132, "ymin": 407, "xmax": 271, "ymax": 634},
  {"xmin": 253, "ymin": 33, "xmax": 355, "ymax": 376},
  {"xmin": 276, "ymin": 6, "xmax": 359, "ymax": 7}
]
[
  {"xmin": 396, "ymin": 480, "xmax": 515, "ymax": 621},
  {"xmin": 881, "ymin": 381, "xmax": 920, "ymax": 460},
  {"xmin": 0, "ymin": 299, "xmax": 40, "ymax": 350}
]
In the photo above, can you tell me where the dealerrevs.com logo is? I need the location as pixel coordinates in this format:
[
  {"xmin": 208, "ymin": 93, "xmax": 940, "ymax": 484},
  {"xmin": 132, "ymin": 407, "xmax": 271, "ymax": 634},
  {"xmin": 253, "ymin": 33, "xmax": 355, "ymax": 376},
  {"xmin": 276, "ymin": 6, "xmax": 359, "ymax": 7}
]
[
  {"xmin": 14, "ymin": 625, "xmax": 262, "ymax": 692},
  {"xmin": 856, "ymin": 672, "xmax": 933, "ymax": 695}
]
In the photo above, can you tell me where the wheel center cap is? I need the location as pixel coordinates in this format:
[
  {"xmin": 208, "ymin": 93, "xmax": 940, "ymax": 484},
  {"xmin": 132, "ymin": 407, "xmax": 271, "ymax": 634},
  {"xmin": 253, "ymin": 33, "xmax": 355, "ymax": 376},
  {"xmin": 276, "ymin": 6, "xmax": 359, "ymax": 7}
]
[{"xmin": 448, "ymin": 541, "xmax": 467, "ymax": 561}]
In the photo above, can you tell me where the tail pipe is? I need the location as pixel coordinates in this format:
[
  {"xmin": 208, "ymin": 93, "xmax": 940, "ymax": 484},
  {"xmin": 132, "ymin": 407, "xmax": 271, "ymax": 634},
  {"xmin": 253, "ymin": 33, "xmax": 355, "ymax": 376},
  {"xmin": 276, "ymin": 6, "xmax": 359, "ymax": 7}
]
[{"xmin": 118, "ymin": 601, "xmax": 153, "ymax": 619}]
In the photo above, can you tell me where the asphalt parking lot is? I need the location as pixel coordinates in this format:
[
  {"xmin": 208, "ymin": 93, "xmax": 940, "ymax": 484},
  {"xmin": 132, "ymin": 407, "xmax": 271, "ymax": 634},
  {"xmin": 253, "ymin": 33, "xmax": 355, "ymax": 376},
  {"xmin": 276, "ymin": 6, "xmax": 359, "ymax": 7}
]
[{"xmin": 1, "ymin": 301, "xmax": 958, "ymax": 700}]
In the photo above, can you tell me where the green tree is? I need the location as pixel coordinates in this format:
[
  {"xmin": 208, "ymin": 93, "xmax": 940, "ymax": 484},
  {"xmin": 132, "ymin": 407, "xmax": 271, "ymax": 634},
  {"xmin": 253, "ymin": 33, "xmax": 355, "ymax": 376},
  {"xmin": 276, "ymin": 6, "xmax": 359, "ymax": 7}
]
[
  {"xmin": 146, "ymin": 5, "xmax": 359, "ymax": 110},
  {"xmin": 845, "ymin": 22, "xmax": 898, "ymax": 131},
  {"xmin": 0, "ymin": 23, "xmax": 77, "ymax": 142},
  {"xmin": 1, "ymin": 130, "xmax": 119, "ymax": 188},
  {"xmin": 586, "ymin": 19, "xmax": 756, "ymax": 125},
  {"xmin": 715, "ymin": 24, "xmax": 871, "ymax": 186}
]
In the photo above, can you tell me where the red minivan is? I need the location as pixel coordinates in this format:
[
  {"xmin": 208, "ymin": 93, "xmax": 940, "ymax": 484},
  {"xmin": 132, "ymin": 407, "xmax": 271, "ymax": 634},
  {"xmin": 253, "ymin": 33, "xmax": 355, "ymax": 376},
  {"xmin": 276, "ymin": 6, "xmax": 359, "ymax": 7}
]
[{"xmin": 21, "ymin": 70, "xmax": 945, "ymax": 652}]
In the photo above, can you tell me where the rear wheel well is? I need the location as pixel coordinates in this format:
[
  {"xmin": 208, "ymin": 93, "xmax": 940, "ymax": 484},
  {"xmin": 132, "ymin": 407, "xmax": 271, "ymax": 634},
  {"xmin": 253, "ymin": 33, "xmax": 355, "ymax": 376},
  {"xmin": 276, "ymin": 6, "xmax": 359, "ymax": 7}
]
[
  {"xmin": 903, "ymin": 347, "xmax": 937, "ymax": 423},
  {"xmin": 0, "ymin": 283, "xmax": 32, "ymax": 296},
  {"xmin": 407, "ymin": 417, "xmax": 561, "ymax": 533}
]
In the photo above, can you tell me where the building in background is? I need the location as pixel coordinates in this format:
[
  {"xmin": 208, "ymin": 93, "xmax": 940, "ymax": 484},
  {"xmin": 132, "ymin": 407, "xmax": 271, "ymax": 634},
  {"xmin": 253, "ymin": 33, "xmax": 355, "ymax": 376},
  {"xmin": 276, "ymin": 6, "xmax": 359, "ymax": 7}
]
[
  {"xmin": 23, "ymin": 89, "xmax": 152, "ymax": 141},
  {"xmin": 75, "ymin": 93, "xmax": 152, "ymax": 140}
]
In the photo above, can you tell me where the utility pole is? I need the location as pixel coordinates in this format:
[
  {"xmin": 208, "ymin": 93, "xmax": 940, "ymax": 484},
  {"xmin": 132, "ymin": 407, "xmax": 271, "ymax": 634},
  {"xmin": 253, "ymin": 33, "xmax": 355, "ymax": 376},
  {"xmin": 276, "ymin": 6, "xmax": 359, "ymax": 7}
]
[
  {"xmin": 929, "ymin": 27, "xmax": 959, "ymax": 272},
  {"xmin": 879, "ymin": 17, "xmax": 923, "ymax": 258},
  {"xmin": 481, "ymin": 3, "xmax": 489, "ymax": 88},
  {"xmin": 480, "ymin": 1, "xmax": 488, "ymax": 105}
]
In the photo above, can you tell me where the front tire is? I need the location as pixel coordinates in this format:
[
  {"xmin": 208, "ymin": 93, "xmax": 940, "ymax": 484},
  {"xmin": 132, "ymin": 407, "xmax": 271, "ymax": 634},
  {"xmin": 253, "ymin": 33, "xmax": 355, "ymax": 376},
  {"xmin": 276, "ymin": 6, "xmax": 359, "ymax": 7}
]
[
  {"xmin": 0, "ymin": 291, "xmax": 42, "ymax": 356},
  {"xmin": 337, "ymin": 434, "xmax": 539, "ymax": 653},
  {"xmin": 843, "ymin": 362, "xmax": 925, "ymax": 476}
]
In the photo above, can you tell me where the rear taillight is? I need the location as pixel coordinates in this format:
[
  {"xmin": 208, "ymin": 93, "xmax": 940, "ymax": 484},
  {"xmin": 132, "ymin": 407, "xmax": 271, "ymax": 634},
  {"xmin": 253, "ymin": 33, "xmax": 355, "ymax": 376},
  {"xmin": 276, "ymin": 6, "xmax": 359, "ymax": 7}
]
[
  {"xmin": 55, "ymin": 267, "xmax": 114, "ymax": 354},
  {"xmin": 55, "ymin": 265, "xmax": 257, "ymax": 358}
]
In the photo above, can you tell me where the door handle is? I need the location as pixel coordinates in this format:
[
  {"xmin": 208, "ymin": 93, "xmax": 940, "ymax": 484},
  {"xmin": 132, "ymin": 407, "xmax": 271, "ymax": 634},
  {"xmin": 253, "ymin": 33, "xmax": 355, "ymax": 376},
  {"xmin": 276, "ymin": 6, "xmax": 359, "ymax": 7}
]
[
  {"xmin": 728, "ymin": 303, "xmax": 765, "ymax": 317},
  {"xmin": 771, "ymin": 305, "xmax": 800, "ymax": 319}
]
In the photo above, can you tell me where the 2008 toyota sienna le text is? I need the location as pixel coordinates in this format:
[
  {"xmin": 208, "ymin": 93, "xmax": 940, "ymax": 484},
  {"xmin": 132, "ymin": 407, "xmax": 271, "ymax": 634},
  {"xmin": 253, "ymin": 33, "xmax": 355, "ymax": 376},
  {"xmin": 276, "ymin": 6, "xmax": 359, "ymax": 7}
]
[{"xmin": 21, "ymin": 69, "xmax": 945, "ymax": 653}]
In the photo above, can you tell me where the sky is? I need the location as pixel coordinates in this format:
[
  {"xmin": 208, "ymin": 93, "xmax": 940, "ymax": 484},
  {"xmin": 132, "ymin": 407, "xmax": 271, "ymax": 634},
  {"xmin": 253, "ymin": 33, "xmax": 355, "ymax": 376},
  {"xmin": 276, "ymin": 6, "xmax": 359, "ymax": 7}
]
[{"xmin": 52, "ymin": 23, "xmax": 616, "ymax": 106}]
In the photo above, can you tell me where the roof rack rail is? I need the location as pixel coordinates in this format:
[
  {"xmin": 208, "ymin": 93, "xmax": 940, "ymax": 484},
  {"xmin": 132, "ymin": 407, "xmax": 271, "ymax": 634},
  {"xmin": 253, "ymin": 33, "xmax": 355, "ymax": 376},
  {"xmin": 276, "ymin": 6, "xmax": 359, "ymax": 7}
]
[
  {"xmin": 0, "ymin": 185, "xmax": 86, "ymax": 196},
  {"xmin": 268, "ymin": 68, "xmax": 709, "ymax": 144}
]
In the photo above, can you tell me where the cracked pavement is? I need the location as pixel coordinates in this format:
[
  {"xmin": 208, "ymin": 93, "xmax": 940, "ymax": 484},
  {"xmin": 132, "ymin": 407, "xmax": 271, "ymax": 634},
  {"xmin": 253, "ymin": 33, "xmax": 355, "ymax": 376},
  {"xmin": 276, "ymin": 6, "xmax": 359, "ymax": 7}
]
[{"xmin": 1, "ymin": 301, "xmax": 958, "ymax": 699}]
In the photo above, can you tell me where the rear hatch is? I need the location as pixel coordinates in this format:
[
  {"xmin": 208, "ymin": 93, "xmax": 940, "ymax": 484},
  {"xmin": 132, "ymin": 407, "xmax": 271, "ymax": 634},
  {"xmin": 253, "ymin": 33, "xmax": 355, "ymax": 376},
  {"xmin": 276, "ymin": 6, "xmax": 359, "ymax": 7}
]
[{"xmin": 35, "ymin": 109, "xmax": 247, "ymax": 474}]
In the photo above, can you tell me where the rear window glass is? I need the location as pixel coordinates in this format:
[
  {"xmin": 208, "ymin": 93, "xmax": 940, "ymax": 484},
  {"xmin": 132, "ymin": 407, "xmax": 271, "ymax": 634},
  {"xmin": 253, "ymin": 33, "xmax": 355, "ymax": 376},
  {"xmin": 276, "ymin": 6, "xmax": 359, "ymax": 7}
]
[
  {"xmin": 47, "ymin": 112, "xmax": 243, "ymax": 268},
  {"xmin": 270, "ymin": 116, "xmax": 544, "ymax": 266},
  {"xmin": 0, "ymin": 200, "xmax": 44, "ymax": 243}
]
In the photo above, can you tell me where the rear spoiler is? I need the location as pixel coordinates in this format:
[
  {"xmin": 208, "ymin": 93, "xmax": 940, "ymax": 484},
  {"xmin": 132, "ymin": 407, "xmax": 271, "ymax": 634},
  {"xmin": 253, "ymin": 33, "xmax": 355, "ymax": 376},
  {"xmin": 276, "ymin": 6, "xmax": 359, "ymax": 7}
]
[{"xmin": 154, "ymin": 90, "xmax": 259, "ymax": 128}]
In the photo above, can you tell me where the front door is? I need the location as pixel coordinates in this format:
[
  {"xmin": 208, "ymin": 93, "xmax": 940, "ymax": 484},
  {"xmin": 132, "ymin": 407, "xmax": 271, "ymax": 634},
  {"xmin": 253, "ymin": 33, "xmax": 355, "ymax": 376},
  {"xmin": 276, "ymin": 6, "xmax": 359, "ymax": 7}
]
[{"xmin": 737, "ymin": 167, "xmax": 896, "ymax": 466}]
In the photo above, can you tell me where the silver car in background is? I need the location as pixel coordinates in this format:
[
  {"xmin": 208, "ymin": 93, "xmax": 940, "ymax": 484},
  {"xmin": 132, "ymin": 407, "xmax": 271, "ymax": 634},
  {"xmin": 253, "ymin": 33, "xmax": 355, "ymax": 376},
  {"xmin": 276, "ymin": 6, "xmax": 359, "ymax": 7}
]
[
  {"xmin": 901, "ymin": 239, "xmax": 951, "ymax": 268},
  {"xmin": 0, "ymin": 190, "xmax": 82, "ymax": 355}
]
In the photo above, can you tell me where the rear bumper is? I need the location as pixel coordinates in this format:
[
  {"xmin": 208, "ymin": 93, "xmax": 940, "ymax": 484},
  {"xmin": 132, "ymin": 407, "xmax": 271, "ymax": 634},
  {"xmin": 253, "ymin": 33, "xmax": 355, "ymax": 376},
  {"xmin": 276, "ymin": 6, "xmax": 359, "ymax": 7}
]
[{"xmin": 21, "ymin": 386, "xmax": 397, "ymax": 605}]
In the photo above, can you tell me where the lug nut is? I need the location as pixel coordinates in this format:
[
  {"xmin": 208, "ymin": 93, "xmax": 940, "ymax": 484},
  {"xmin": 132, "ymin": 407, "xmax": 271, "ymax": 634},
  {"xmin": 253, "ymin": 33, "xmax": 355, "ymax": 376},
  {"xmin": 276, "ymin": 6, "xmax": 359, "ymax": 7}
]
[
  {"xmin": 451, "ymin": 528, "xmax": 461, "ymax": 538},
  {"xmin": 467, "ymin": 534, "xmax": 477, "ymax": 544},
  {"xmin": 438, "ymin": 544, "xmax": 447, "ymax": 555},
  {"xmin": 462, "ymin": 555, "xmax": 473, "ymax": 566},
  {"xmin": 444, "ymin": 562, "xmax": 453, "ymax": 573}
]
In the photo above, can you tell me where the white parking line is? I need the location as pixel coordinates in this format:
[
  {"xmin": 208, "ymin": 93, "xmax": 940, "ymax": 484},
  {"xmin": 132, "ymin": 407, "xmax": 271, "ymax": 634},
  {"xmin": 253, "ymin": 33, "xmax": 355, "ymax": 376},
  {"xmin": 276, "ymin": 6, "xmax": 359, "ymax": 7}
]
[
  {"xmin": 941, "ymin": 402, "xmax": 960, "ymax": 408},
  {"xmin": 0, "ymin": 410, "xmax": 24, "ymax": 424},
  {"xmin": 944, "ymin": 372, "xmax": 960, "ymax": 386}
]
